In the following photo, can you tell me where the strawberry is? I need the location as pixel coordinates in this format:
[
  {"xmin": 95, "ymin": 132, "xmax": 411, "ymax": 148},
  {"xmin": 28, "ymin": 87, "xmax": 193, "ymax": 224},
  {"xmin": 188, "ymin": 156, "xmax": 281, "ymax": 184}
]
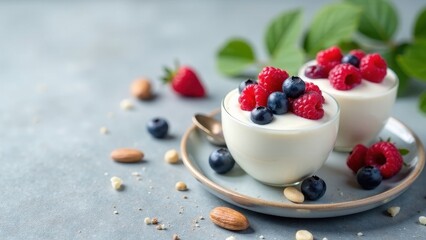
[{"xmin": 162, "ymin": 65, "xmax": 206, "ymax": 97}]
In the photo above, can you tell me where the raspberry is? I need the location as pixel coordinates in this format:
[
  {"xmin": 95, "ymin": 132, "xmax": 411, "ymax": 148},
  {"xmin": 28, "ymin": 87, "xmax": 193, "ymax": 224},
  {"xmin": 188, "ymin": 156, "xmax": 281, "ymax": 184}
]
[
  {"xmin": 328, "ymin": 63, "xmax": 362, "ymax": 90},
  {"xmin": 304, "ymin": 65, "xmax": 328, "ymax": 79},
  {"xmin": 360, "ymin": 53, "xmax": 387, "ymax": 83},
  {"xmin": 349, "ymin": 49, "xmax": 366, "ymax": 61},
  {"xmin": 346, "ymin": 144, "xmax": 368, "ymax": 173},
  {"xmin": 316, "ymin": 46, "xmax": 343, "ymax": 73},
  {"xmin": 365, "ymin": 141, "xmax": 403, "ymax": 179},
  {"xmin": 238, "ymin": 84, "xmax": 268, "ymax": 111},
  {"xmin": 305, "ymin": 82, "xmax": 325, "ymax": 103},
  {"xmin": 291, "ymin": 91, "xmax": 324, "ymax": 120},
  {"xmin": 258, "ymin": 66, "xmax": 289, "ymax": 94}
]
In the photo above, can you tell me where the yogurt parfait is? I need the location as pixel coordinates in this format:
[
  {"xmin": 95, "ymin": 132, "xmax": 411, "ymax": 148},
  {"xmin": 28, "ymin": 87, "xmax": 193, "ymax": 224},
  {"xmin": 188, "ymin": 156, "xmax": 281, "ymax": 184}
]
[
  {"xmin": 299, "ymin": 46, "xmax": 398, "ymax": 151},
  {"xmin": 221, "ymin": 67, "xmax": 340, "ymax": 186}
]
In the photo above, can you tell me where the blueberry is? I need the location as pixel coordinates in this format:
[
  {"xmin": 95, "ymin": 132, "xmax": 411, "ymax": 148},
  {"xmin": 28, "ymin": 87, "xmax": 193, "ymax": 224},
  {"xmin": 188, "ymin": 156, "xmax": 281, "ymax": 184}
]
[
  {"xmin": 282, "ymin": 76, "xmax": 306, "ymax": 98},
  {"xmin": 209, "ymin": 148, "xmax": 235, "ymax": 174},
  {"xmin": 250, "ymin": 106, "xmax": 273, "ymax": 125},
  {"xmin": 342, "ymin": 54, "xmax": 360, "ymax": 67},
  {"xmin": 301, "ymin": 175, "xmax": 327, "ymax": 201},
  {"xmin": 356, "ymin": 166, "xmax": 382, "ymax": 190},
  {"xmin": 146, "ymin": 117, "xmax": 169, "ymax": 138},
  {"xmin": 238, "ymin": 79, "xmax": 256, "ymax": 93},
  {"xmin": 267, "ymin": 92, "xmax": 289, "ymax": 115}
]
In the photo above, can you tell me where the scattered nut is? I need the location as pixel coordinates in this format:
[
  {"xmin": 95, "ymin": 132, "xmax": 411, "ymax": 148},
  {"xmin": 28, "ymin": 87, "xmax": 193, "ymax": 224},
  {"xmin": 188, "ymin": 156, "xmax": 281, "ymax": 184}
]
[
  {"xmin": 110, "ymin": 148, "xmax": 144, "ymax": 163},
  {"xmin": 156, "ymin": 224, "xmax": 166, "ymax": 230},
  {"xmin": 283, "ymin": 187, "xmax": 304, "ymax": 203},
  {"xmin": 144, "ymin": 217, "xmax": 151, "ymax": 225},
  {"xmin": 175, "ymin": 181, "xmax": 187, "ymax": 191},
  {"xmin": 226, "ymin": 236, "xmax": 236, "ymax": 240},
  {"xmin": 172, "ymin": 234, "xmax": 180, "ymax": 240},
  {"xmin": 357, "ymin": 232, "xmax": 364, "ymax": 236},
  {"xmin": 165, "ymin": 149, "xmax": 180, "ymax": 164},
  {"xmin": 151, "ymin": 217, "xmax": 159, "ymax": 225},
  {"xmin": 295, "ymin": 230, "xmax": 313, "ymax": 240},
  {"xmin": 100, "ymin": 127, "xmax": 109, "ymax": 135},
  {"xmin": 209, "ymin": 206, "xmax": 249, "ymax": 231},
  {"xmin": 110, "ymin": 176, "xmax": 123, "ymax": 190},
  {"xmin": 387, "ymin": 206, "xmax": 400, "ymax": 217},
  {"xmin": 120, "ymin": 99, "xmax": 134, "ymax": 110},
  {"xmin": 419, "ymin": 216, "xmax": 426, "ymax": 225},
  {"xmin": 131, "ymin": 78, "xmax": 152, "ymax": 100},
  {"xmin": 113, "ymin": 210, "xmax": 119, "ymax": 215}
]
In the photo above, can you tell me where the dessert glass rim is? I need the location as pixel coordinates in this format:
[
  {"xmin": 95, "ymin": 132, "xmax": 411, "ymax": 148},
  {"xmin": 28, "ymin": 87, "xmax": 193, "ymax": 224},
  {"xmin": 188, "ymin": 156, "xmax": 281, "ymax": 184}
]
[{"xmin": 222, "ymin": 89, "xmax": 340, "ymax": 133}]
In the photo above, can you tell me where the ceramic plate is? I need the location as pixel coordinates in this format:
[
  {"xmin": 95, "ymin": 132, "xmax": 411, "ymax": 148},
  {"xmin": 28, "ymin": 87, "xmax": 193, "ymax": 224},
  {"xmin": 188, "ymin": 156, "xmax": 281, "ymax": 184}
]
[{"xmin": 181, "ymin": 111, "xmax": 425, "ymax": 218}]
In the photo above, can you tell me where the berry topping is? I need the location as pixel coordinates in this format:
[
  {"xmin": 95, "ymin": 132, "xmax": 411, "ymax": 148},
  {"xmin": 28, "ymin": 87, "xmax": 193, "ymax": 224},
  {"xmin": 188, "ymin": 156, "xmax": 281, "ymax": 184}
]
[
  {"xmin": 316, "ymin": 46, "xmax": 343, "ymax": 73},
  {"xmin": 356, "ymin": 166, "xmax": 382, "ymax": 190},
  {"xmin": 238, "ymin": 84, "xmax": 268, "ymax": 111},
  {"xmin": 250, "ymin": 106, "xmax": 274, "ymax": 125},
  {"xmin": 282, "ymin": 76, "xmax": 306, "ymax": 99},
  {"xmin": 349, "ymin": 49, "xmax": 366, "ymax": 61},
  {"xmin": 258, "ymin": 66, "xmax": 289, "ymax": 94},
  {"xmin": 342, "ymin": 54, "xmax": 361, "ymax": 67},
  {"xmin": 305, "ymin": 82, "xmax": 325, "ymax": 103},
  {"xmin": 291, "ymin": 91, "xmax": 324, "ymax": 120},
  {"xmin": 346, "ymin": 144, "xmax": 368, "ymax": 173},
  {"xmin": 238, "ymin": 79, "xmax": 256, "ymax": 93},
  {"xmin": 147, "ymin": 117, "xmax": 169, "ymax": 139},
  {"xmin": 301, "ymin": 176, "xmax": 327, "ymax": 201},
  {"xmin": 267, "ymin": 92, "xmax": 289, "ymax": 115},
  {"xmin": 304, "ymin": 65, "xmax": 328, "ymax": 79},
  {"xmin": 364, "ymin": 141, "xmax": 403, "ymax": 179},
  {"xmin": 360, "ymin": 53, "xmax": 387, "ymax": 83},
  {"xmin": 209, "ymin": 148, "xmax": 235, "ymax": 174},
  {"xmin": 328, "ymin": 63, "xmax": 362, "ymax": 90}
]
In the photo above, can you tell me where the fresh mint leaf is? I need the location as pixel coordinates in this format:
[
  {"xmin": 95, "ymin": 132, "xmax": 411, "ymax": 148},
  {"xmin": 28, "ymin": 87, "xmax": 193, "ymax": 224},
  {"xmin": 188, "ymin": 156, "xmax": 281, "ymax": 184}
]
[
  {"xmin": 269, "ymin": 47, "xmax": 304, "ymax": 75},
  {"xmin": 216, "ymin": 38, "xmax": 256, "ymax": 76},
  {"xmin": 382, "ymin": 45, "xmax": 410, "ymax": 96},
  {"xmin": 399, "ymin": 148, "xmax": 410, "ymax": 156},
  {"xmin": 419, "ymin": 91, "xmax": 426, "ymax": 114},
  {"xmin": 397, "ymin": 40, "xmax": 426, "ymax": 81},
  {"xmin": 346, "ymin": 0, "xmax": 398, "ymax": 42},
  {"xmin": 414, "ymin": 7, "xmax": 426, "ymax": 40},
  {"xmin": 305, "ymin": 3, "xmax": 361, "ymax": 55},
  {"xmin": 265, "ymin": 9, "xmax": 302, "ymax": 57}
]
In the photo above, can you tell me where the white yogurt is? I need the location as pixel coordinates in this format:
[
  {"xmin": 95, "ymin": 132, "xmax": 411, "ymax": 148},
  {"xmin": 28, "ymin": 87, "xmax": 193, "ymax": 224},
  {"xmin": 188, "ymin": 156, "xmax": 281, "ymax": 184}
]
[
  {"xmin": 299, "ymin": 60, "xmax": 398, "ymax": 151},
  {"xmin": 221, "ymin": 89, "xmax": 340, "ymax": 186}
]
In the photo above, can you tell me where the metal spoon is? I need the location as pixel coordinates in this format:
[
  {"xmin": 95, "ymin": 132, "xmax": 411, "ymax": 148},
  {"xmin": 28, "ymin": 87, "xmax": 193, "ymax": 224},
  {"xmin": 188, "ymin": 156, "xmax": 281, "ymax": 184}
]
[{"xmin": 192, "ymin": 114, "xmax": 226, "ymax": 146}]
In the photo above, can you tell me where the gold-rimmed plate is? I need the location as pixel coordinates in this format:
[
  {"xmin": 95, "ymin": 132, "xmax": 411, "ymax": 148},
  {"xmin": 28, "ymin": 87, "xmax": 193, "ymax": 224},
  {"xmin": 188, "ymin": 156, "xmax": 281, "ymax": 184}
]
[{"xmin": 181, "ymin": 111, "xmax": 425, "ymax": 218}]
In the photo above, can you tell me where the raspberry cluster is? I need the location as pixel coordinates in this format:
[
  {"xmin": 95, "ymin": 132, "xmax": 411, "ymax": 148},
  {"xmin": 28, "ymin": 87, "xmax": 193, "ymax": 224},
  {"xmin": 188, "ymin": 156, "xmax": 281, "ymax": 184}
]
[
  {"xmin": 238, "ymin": 66, "xmax": 325, "ymax": 124},
  {"xmin": 346, "ymin": 140, "xmax": 405, "ymax": 190},
  {"xmin": 305, "ymin": 46, "xmax": 388, "ymax": 90}
]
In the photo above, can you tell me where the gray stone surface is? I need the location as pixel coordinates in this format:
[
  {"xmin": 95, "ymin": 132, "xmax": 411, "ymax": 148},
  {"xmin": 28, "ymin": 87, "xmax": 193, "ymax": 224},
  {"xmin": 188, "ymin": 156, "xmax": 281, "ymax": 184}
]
[{"xmin": 1, "ymin": 0, "xmax": 425, "ymax": 239}]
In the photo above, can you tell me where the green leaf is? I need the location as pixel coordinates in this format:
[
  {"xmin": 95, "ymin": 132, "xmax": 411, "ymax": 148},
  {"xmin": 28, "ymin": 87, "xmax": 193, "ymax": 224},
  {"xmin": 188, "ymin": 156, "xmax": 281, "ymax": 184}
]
[
  {"xmin": 399, "ymin": 148, "xmax": 410, "ymax": 156},
  {"xmin": 419, "ymin": 91, "xmax": 426, "ymax": 114},
  {"xmin": 346, "ymin": 0, "xmax": 398, "ymax": 42},
  {"xmin": 337, "ymin": 40, "xmax": 361, "ymax": 52},
  {"xmin": 216, "ymin": 38, "xmax": 256, "ymax": 76},
  {"xmin": 381, "ymin": 45, "xmax": 410, "ymax": 96},
  {"xmin": 305, "ymin": 3, "xmax": 361, "ymax": 55},
  {"xmin": 269, "ymin": 47, "xmax": 304, "ymax": 75},
  {"xmin": 414, "ymin": 7, "xmax": 426, "ymax": 40},
  {"xmin": 265, "ymin": 9, "xmax": 302, "ymax": 57},
  {"xmin": 397, "ymin": 40, "xmax": 426, "ymax": 81}
]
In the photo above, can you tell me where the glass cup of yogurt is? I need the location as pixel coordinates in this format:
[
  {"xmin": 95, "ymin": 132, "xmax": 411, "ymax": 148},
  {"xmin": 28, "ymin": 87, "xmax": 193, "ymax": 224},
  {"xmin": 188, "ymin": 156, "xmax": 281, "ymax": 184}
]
[
  {"xmin": 221, "ymin": 89, "xmax": 340, "ymax": 186},
  {"xmin": 299, "ymin": 60, "xmax": 398, "ymax": 152}
]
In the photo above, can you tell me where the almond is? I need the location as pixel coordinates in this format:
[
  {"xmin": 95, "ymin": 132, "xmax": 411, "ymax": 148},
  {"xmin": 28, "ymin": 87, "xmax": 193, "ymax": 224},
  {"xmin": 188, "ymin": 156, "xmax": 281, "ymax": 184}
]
[
  {"xmin": 209, "ymin": 207, "xmax": 249, "ymax": 231},
  {"xmin": 110, "ymin": 148, "xmax": 144, "ymax": 163},
  {"xmin": 131, "ymin": 78, "xmax": 152, "ymax": 100}
]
